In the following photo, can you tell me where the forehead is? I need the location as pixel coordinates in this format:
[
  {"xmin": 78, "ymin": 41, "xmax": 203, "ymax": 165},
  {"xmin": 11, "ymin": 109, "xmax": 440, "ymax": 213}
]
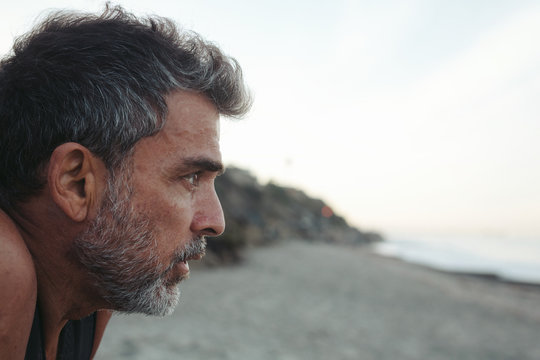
[
  {"xmin": 162, "ymin": 90, "xmax": 220, "ymax": 142},
  {"xmin": 133, "ymin": 91, "xmax": 221, "ymax": 167}
]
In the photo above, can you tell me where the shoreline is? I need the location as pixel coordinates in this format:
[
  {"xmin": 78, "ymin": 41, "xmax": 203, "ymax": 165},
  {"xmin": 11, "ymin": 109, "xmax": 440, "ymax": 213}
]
[
  {"xmin": 370, "ymin": 249, "xmax": 540, "ymax": 290},
  {"xmin": 373, "ymin": 235, "xmax": 540, "ymax": 286}
]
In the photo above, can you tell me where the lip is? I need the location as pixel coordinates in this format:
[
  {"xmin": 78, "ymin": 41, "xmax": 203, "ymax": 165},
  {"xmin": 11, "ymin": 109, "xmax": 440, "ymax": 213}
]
[
  {"xmin": 177, "ymin": 261, "xmax": 190, "ymax": 274},
  {"xmin": 181, "ymin": 251, "xmax": 205, "ymax": 263},
  {"xmin": 165, "ymin": 261, "xmax": 190, "ymax": 287},
  {"xmin": 170, "ymin": 251, "xmax": 205, "ymax": 281},
  {"xmin": 189, "ymin": 253, "xmax": 204, "ymax": 261}
]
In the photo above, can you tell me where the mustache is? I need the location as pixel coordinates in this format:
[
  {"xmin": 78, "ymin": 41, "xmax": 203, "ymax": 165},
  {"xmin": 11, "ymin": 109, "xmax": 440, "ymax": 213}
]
[
  {"xmin": 155, "ymin": 236, "xmax": 207, "ymax": 284},
  {"xmin": 171, "ymin": 236, "xmax": 207, "ymax": 266}
]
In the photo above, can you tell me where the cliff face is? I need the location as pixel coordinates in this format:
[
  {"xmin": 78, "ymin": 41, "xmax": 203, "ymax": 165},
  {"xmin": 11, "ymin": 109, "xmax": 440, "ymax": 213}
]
[{"xmin": 204, "ymin": 167, "xmax": 382, "ymax": 264}]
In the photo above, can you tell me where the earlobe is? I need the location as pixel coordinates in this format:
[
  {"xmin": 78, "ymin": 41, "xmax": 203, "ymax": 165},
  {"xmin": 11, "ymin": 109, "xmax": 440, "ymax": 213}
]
[{"xmin": 48, "ymin": 143, "xmax": 103, "ymax": 222}]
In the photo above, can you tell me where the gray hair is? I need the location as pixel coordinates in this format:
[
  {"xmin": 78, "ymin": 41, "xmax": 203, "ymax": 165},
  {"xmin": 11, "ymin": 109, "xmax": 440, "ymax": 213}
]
[{"xmin": 0, "ymin": 4, "xmax": 251, "ymax": 211}]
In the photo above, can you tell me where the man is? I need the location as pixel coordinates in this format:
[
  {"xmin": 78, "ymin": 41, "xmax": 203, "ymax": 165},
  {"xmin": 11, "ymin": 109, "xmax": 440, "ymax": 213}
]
[{"xmin": 0, "ymin": 5, "xmax": 251, "ymax": 359}]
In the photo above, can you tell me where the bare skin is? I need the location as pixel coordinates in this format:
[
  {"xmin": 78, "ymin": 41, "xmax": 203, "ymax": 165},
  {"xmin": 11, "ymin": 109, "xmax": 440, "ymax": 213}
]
[
  {"xmin": 0, "ymin": 211, "xmax": 113, "ymax": 359},
  {"xmin": 0, "ymin": 210, "xmax": 37, "ymax": 359},
  {"xmin": 0, "ymin": 91, "xmax": 223, "ymax": 359},
  {"xmin": 0, "ymin": 144, "xmax": 112, "ymax": 359}
]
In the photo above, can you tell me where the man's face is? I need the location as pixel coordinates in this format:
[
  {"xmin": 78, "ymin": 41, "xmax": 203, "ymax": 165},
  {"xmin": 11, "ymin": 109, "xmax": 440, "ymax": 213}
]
[{"xmin": 74, "ymin": 91, "xmax": 225, "ymax": 316}]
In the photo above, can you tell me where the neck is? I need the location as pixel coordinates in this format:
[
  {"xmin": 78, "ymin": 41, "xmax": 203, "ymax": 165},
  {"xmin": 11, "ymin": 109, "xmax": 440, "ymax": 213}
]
[{"xmin": 13, "ymin": 203, "xmax": 103, "ymax": 357}]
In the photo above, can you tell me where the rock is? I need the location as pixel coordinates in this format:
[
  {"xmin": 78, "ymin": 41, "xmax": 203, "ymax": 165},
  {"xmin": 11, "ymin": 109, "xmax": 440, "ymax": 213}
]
[{"xmin": 204, "ymin": 167, "xmax": 383, "ymax": 265}]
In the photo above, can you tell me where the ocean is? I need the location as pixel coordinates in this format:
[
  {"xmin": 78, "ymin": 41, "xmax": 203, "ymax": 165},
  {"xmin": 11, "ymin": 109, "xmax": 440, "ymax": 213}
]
[{"xmin": 372, "ymin": 233, "xmax": 540, "ymax": 284}]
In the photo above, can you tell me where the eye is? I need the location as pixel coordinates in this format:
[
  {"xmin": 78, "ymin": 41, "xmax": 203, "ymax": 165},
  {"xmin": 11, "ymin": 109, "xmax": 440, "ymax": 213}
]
[{"xmin": 183, "ymin": 172, "xmax": 201, "ymax": 188}]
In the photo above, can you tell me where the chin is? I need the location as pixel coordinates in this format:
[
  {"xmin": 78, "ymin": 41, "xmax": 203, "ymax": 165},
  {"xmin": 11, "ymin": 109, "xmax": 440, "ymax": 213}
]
[
  {"xmin": 153, "ymin": 285, "xmax": 181, "ymax": 317},
  {"xmin": 114, "ymin": 277, "xmax": 181, "ymax": 317},
  {"xmin": 141, "ymin": 281, "xmax": 181, "ymax": 317}
]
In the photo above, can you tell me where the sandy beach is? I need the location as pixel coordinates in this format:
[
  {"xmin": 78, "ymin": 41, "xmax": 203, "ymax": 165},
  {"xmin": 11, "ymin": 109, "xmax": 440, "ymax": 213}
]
[{"xmin": 95, "ymin": 241, "xmax": 540, "ymax": 360}]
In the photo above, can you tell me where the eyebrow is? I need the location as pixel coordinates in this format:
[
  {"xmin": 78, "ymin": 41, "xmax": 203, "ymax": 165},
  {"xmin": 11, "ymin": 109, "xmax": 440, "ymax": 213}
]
[{"xmin": 181, "ymin": 157, "xmax": 225, "ymax": 175}]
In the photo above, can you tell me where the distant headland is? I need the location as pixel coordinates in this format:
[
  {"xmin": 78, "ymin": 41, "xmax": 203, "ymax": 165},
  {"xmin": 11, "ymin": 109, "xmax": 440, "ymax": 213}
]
[{"xmin": 203, "ymin": 167, "xmax": 382, "ymax": 265}]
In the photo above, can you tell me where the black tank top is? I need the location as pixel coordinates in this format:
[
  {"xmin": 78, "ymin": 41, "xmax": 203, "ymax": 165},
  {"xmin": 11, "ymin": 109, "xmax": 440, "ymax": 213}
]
[{"xmin": 25, "ymin": 305, "xmax": 96, "ymax": 360}]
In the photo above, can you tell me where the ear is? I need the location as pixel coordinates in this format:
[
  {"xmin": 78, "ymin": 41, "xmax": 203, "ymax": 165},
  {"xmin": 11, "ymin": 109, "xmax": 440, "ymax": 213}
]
[{"xmin": 47, "ymin": 143, "xmax": 106, "ymax": 222}]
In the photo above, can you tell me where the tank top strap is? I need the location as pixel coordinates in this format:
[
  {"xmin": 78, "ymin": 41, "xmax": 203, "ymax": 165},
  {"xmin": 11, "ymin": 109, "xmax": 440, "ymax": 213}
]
[{"xmin": 25, "ymin": 304, "xmax": 97, "ymax": 360}]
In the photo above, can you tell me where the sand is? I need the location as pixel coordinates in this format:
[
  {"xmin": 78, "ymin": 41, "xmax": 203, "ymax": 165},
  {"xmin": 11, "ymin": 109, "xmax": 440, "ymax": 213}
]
[{"xmin": 94, "ymin": 241, "xmax": 540, "ymax": 360}]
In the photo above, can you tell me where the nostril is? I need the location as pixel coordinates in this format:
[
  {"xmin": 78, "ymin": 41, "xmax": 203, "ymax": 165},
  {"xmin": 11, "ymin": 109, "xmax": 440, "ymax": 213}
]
[{"xmin": 202, "ymin": 227, "xmax": 219, "ymax": 236}]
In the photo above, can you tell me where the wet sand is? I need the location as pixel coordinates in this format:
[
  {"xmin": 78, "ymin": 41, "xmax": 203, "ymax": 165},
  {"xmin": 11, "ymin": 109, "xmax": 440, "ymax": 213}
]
[{"xmin": 95, "ymin": 241, "xmax": 540, "ymax": 360}]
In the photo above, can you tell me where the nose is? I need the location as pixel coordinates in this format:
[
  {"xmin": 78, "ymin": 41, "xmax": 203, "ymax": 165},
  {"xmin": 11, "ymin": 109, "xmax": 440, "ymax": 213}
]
[{"xmin": 190, "ymin": 185, "xmax": 225, "ymax": 237}]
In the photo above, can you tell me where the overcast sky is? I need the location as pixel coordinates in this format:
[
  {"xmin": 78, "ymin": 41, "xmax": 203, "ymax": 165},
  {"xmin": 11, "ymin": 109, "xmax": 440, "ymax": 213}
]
[{"xmin": 1, "ymin": 1, "xmax": 539, "ymax": 237}]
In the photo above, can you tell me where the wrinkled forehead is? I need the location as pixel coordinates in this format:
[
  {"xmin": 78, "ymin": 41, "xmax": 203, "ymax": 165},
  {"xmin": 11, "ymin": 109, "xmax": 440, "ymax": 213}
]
[
  {"xmin": 131, "ymin": 91, "xmax": 222, "ymax": 171},
  {"xmin": 162, "ymin": 91, "xmax": 220, "ymax": 149}
]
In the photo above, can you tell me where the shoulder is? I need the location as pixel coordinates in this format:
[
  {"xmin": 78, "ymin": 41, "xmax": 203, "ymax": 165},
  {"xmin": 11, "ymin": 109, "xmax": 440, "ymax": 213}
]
[
  {"xmin": 0, "ymin": 210, "xmax": 36, "ymax": 290},
  {"xmin": 0, "ymin": 210, "xmax": 37, "ymax": 359}
]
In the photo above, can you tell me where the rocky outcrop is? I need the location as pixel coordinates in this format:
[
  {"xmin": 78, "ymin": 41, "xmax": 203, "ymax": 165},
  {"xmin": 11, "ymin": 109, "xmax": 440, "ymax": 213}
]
[{"xmin": 203, "ymin": 167, "xmax": 382, "ymax": 265}]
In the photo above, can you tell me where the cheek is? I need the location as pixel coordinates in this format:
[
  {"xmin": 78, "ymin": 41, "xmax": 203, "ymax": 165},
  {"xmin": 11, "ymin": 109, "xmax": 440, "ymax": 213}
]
[{"xmin": 134, "ymin": 190, "xmax": 194, "ymax": 249}]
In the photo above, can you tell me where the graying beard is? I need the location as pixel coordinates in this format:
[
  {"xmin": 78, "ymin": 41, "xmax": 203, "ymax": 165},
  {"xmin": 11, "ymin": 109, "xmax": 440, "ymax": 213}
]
[{"xmin": 73, "ymin": 167, "xmax": 205, "ymax": 316}]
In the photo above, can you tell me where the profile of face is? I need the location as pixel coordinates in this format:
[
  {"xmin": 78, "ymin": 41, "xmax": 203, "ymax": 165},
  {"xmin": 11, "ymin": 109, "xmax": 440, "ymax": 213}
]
[{"xmin": 73, "ymin": 92, "xmax": 225, "ymax": 316}]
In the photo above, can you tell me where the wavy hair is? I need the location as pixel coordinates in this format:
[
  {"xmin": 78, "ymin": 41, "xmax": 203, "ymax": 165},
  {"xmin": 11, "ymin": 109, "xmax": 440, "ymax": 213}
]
[{"xmin": 0, "ymin": 4, "xmax": 251, "ymax": 211}]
